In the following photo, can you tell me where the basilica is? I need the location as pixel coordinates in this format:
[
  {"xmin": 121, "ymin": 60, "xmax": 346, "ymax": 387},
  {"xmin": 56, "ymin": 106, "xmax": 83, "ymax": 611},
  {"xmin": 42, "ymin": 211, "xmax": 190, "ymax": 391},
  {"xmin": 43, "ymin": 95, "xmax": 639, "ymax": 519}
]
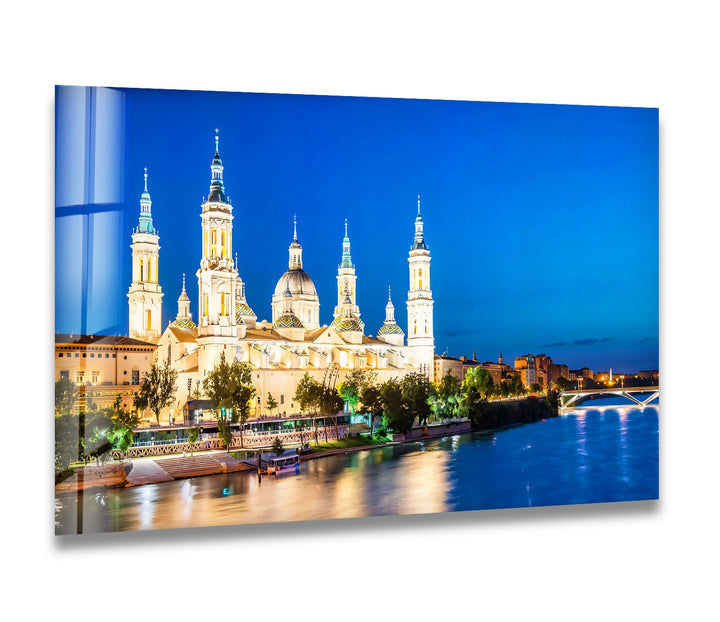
[{"xmin": 127, "ymin": 132, "xmax": 435, "ymax": 418}]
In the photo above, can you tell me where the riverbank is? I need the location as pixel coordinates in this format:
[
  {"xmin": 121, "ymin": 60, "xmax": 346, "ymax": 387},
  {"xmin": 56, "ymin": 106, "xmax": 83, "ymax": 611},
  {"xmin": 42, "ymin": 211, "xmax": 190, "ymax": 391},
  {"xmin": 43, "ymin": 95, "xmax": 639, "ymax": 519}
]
[{"xmin": 55, "ymin": 399, "xmax": 556, "ymax": 492}]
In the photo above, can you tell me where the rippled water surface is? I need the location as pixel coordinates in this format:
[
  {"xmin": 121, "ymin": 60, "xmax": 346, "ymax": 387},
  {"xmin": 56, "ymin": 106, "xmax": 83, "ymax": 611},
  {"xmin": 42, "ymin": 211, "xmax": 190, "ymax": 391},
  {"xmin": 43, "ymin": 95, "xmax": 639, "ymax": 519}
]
[{"xmin": 56, "ymin": 405, "xmax": 659, "ymax": 534}]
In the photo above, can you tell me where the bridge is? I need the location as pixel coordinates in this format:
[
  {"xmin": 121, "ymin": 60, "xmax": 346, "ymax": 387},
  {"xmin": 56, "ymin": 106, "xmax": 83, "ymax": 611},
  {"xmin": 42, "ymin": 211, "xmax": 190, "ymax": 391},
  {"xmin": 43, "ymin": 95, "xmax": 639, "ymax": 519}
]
[{"xmin": 560, "ymin": 386, "xmax": 659, "ymax": 411}]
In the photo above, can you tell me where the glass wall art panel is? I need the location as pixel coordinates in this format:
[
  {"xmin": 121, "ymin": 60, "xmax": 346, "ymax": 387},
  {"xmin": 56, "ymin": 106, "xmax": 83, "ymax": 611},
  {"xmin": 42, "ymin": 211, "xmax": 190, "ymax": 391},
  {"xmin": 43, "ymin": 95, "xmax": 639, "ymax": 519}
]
[{"xmin": 54, "ymin": 86, "xmax": 658, "ymax": 535}]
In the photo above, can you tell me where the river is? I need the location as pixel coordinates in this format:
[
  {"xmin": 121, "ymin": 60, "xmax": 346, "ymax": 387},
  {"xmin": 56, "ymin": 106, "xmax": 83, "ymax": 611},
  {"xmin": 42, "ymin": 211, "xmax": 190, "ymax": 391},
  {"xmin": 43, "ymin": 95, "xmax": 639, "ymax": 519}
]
[{"xmin": 55, "ymin": 403, "xmax": 659, "ymax": 534}]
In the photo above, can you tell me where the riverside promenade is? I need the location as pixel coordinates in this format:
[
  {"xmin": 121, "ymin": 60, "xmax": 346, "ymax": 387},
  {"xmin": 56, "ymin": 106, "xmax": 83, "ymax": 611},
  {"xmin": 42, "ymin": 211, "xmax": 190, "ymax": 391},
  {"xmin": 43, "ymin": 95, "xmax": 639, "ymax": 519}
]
[{"xmin": 123, "ymin": 420, "xmax": 472, "ymax": 486}]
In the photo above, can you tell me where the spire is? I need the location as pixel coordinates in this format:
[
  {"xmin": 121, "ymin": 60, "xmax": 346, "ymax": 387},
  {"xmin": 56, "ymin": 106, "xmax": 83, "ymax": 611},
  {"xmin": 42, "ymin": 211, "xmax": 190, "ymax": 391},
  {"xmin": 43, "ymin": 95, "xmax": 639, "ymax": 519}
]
[
  {"xmin": 208, "ymin": 128, "xmax": 226, "ymax": 203},
  {"xmin": 341, "ymin": 219, "xmax": 353, "ymax": 268},
  {"xmin": 412, "ymin": 194, "xmax": 427, "ymax": 250},
  {"xmin": 385, "ymin": 286, "xmax": 396, "ymax": 322},
  {"xmin": 289, "ymin": 217, "xmax": 303, "ymax": 269},
  {"xmin": 137, "ymin": 167, "xmax": 155, "ymax": 234}
]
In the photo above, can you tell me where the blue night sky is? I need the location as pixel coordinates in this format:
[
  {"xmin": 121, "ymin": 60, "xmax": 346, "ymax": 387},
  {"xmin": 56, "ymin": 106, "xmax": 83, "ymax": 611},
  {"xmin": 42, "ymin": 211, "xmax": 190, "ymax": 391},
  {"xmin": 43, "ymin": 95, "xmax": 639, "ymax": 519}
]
[{"xmin": 55, "ymin": 87, "xmax": 658, "ymax": 374}]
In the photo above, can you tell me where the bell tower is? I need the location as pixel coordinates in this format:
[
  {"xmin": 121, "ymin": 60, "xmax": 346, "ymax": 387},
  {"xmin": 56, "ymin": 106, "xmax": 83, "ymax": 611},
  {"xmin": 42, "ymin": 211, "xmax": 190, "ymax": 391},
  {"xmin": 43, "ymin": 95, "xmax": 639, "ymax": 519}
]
[
  {"xmin": 406, "ymin": 196, "xmax": 434, "ymax": 379},
  {"xmin": 128, "ymin": 168, "xmax": 163, "ymax": 343},
  {"xmin": 196, "ymin": 130, "xmax": 239, "ymax": 376},
  {"xmin": 334, "ymin": 219, "xmax": 360, "ymax": 319}
]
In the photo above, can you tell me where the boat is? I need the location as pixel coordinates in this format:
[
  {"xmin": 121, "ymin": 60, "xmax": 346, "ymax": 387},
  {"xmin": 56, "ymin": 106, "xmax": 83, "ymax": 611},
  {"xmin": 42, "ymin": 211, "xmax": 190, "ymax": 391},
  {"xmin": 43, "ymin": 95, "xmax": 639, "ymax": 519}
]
[{"xmin": 259, "ymin": 449, "xmax": 301, "ymax": 475}]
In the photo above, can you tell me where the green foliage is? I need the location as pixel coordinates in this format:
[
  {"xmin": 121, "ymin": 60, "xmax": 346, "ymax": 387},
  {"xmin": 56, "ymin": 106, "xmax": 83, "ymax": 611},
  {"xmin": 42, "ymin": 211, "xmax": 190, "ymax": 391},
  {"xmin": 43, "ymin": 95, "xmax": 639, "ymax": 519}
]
[
  {"xmin": 133, "ymin": 361, "xmax": 178, "ymax": 423},
  {"xmin": 401, "ymin": 372, "xmax": 435, "ymax": 427},
  {"xmin": 463, "ymin": 367, "xmax": 495, "ymax": 399},
  {"xmin": 320, "ymin": 387, "xmax": 344, "ymax": 414},
  {"xmin": 379, "ymin": 378, "xmax": 413, "ymax": 434},
  {"xmin": 271, "ymin": 435, "xmax": 284, "ymax": 457},
  {"xmin": 266, "ymin": 393, "xmax": 278, "ymax": 415},
  {"xmin": 203, "ymin": 355, "xmax": 256, "ymax": 446},
  {"xmin": 338, "ymin": 369, "xmax": 369, "ymax": 415},
  {"xmin": 187, "ymin": 426, "xmax": 200, "ymax": 456},
  {"xmin": 554, "ymin": 376, "xmax": 573, "ymax": 391},
  {"xmin": 294, "ymin": 372, "xmax": 322, "ymax": 413},
  {"xmin": 107, "ymin": 396, "xmax": 141, "ymax": 452},
  {"xmin": 217, "ymin": 418, "xmax": 233, "ymax": 451},
  {"xmin": 468, "ymin": 396, "xmax": 556, "ymax": 430},
  {"xmin": 55, "ymin": 377, "xmax": 78, "ymax": 417},
  {"xmin": 431, "ymin": 372, "xmax": 462, "ymax": 421},
  {"xmin": 359, "ymin": 381, "xmax": 383, "ymax": 432},
  {"xmin": 547, "ymin": 389, "xmax": 561, "ymax": 414}
]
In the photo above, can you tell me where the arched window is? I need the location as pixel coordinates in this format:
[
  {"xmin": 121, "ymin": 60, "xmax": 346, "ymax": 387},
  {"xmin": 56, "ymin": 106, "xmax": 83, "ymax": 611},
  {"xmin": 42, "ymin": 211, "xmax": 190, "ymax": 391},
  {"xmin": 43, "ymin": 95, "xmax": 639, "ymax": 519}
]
[
  {"xmin": 146, "ymin": 309, "xmax": 151, "ymax": 330},
  {"xmin": 139, "ymin": 258, "xmax": 144, "ymax": 281},
  {"xmin": 413, "ymin": 319, "xmax": 417, "ymax": 334},
  {"xmin": 203, "ymin": 294, "xmax": 209, "ymax": 317},
  {"xmin": 220, "ymin": 292, "xmax": 226, "ymax": 316}
]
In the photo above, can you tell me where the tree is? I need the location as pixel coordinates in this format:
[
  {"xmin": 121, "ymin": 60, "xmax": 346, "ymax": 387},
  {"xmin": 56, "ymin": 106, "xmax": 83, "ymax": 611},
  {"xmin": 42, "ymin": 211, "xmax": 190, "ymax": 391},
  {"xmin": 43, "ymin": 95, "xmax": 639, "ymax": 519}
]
[
  {"xmin": 547, "ymin": 388, "xmax": 561, "ymax": 415},
  {"xmin": 294, "ymin": 372, "xmax": 322, "ymax": 414},
  {"xmin": 463, "ymin": 367, "xmax": 495, "ymax": 400},
  {"xmin": 294, "ymin": 372, "xmax": 323, "ymax": 445},
  {"xmin": 266, "ymin": 393, "xmax": 278, "ymax": 417},
  {"xmin": 271, "ymin": 435, "xmax": 284, "ymax": 457},
  {"xmin": 379, "ymin": 378, "xmax": 413, "ymax": 434},
  {"xmin": 338, "ymin": 369, "xmax": 368, "ymax": 416},
  {"xmin": 55, "ymin": 377, "xmax": 78, "ymax": 417},
  {"xmin": 133, "ymin": 361, "xmax": 178, "ymax": 424},
  {"xmin": 203, "ymin": 355, "xmax": 257, "ymax": 447},
  {"xmin": 107, "ymin": 396, "xmax": 141, "ymax": 453},
  {"xmin": 217, "ymin": 417, "xmax": 233, "ymax": 452},
  {"xmin": 432, "ymin": 372, "xmax": 462, "ymax": 421},
  {"xmin": 509, "ymin": 372, "xmax": 525, "ymax": 397},
  {"xmin": 359, "ymin": 382, "xmax": 383, "ymax": 434},
  {"xmin": 187, "ymin": 426, "xmax": 200, "ymax": 456},
  {"xmin": 320, "ymin": 387, "xmax": 344, "ymax": 440},
  {"xmin": 401, "ymin": 372, "xmax": 434, "ymax": 427}
]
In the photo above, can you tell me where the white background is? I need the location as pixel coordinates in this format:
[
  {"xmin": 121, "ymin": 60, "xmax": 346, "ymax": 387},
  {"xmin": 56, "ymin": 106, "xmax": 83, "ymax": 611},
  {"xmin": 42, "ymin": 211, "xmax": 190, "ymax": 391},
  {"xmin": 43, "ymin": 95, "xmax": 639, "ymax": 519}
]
[{"xmin": 1, "ymin": 2, "xmax": 718, "ymax": 619}]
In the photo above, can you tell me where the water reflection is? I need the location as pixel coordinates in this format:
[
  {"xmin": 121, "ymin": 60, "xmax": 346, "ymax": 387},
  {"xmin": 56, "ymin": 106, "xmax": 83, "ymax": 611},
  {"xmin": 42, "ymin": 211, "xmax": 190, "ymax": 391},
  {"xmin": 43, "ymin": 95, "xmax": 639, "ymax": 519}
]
[{"xmin": 56, "ymin": 408, "xmax": 659, "ymax": 534}]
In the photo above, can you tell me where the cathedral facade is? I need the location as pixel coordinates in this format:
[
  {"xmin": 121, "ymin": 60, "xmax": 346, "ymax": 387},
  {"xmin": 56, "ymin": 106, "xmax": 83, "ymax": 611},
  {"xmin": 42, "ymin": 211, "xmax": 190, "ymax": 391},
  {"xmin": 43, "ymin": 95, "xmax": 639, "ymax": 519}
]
[{"xmin": 130, "ymin": 132, "xmax": 435, "ymax": 421}]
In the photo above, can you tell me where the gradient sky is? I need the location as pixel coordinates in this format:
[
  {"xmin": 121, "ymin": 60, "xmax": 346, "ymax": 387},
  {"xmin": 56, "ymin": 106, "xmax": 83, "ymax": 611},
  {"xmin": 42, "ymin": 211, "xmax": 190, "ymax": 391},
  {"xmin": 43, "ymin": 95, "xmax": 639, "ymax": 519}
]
[{"xmin": 55, "ymin": 87, "xmax": 658, "ymax": 373}]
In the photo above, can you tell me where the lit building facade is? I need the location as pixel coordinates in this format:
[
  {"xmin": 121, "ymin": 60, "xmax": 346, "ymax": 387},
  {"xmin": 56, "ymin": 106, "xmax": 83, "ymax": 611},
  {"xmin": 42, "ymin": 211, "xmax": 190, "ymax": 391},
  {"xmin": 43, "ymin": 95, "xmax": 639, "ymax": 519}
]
[{"xmin": 145, "ymin": 132, "xmax": 436, "ymax": 422}]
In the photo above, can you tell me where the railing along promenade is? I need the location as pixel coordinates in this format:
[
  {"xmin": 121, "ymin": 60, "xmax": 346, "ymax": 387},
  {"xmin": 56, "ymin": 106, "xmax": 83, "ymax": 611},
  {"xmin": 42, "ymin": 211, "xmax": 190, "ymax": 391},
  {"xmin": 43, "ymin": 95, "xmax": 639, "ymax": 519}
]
[
  {"xmin": 125, "ymin": 425, "xmax": 350, "ymax": 458},
  {"xmin": 560, "ymin": 386, "xmax": 659, "ymax": 411}
]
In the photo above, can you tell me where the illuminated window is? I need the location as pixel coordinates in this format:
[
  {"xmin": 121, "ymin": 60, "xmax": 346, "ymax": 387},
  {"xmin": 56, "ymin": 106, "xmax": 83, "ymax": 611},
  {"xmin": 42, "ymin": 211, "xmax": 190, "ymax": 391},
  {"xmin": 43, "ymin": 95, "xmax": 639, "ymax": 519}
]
[
  {"xmin": 76, "ymin": 371, "xmax": 85, "ymax": 384},
  {"xmin": 221, "ymin": 292, "xmax": 226, "ymax": 316},
  {"xmin": 139, "ymin": 257, "xmax": 144, "ymax": 281},
  {"xmin": 146, "ymin": 309, "xmax": 152, "ymax": 330},
  {"xmin": 413, "ymin": 319, "xmax": 417, "ymax": 334},
  {"xmin": 204, "ymin": 294, "xmax": 209, "ymax": 317}
]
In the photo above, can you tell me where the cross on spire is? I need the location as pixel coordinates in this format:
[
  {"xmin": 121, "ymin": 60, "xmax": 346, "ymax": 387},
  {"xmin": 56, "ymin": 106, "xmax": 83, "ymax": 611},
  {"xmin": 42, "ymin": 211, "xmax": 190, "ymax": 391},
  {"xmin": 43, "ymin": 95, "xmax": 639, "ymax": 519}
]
[{"xmin": 144, "ymin": 167, "xmax": 148, "ymax": 191}]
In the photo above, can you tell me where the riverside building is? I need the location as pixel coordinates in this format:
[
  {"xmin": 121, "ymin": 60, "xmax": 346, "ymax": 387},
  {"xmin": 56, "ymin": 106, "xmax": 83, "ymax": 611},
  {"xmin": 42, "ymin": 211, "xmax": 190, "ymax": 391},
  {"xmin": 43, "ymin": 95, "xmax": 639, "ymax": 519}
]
[{"xmin": 135, "ymin": 131, "xmax": 436, "ymax": 422}]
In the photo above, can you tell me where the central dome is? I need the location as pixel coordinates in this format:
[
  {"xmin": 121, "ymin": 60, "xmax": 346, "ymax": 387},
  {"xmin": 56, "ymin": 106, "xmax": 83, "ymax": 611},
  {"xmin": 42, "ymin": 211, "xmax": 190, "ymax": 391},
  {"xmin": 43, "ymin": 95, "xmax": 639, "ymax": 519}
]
[{"xmin": 274, "ymin": 269, "xmax": 317, "ymax": 298}]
